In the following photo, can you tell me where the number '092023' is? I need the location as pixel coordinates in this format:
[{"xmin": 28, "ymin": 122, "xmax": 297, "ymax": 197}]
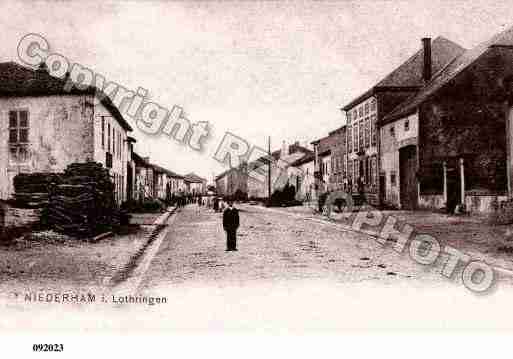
[{"xmin": 33, "ymin": 344, "xmax": 64, "ymax": 352}]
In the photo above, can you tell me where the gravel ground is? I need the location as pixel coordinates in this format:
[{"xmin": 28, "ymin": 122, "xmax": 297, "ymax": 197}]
[
  {"xmin": 273, "ymin": 204, "xmax": 513, "ymax": 274},
  {"xmin": 0, "ymin": 225, "xmax": 155, "ymax": 302},
  {"xmin": 140, "ymin": 203, "xmax": 506, "ymax": 292},
  {"xmin": 3, "ymin": 205, "xmax": 513, "ymax": 331}
]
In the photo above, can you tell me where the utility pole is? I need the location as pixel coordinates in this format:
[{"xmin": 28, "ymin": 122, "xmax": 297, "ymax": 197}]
[{"xmin": 268, "ymin": 135, "xmax": 271, "ymax": 206}]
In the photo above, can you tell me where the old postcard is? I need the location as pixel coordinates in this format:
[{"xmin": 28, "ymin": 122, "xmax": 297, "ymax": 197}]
[{"xmin": 1, "ymin": 0, "xmax": 513, "ymax": 353}]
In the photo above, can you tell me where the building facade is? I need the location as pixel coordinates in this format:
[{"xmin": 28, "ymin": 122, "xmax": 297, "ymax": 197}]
[
  {"xmin": 0, "ymin": 62, "xmax": 133, "ymax": 204},
  {"xmin": 342, "ymin": 37, "xmax": 465, "ymax": 206},
  {"xmin": 381, "ymin": 27, "xmax": 513, "ymax": 213}
]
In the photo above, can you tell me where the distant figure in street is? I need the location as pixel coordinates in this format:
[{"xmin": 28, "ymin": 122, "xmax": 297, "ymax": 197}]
[
  {"xmin": 213, "ymin": 197, "xmax": 219, "ymax": 212},
  {"xmin": 223, "ymin": 200, "xmax": 239, "ymax": 251}
]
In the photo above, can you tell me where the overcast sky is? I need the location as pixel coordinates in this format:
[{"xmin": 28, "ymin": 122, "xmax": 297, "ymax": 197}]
[{"xmin": 1, "ymin": 0, "xmax": 512, "ymax": 181}]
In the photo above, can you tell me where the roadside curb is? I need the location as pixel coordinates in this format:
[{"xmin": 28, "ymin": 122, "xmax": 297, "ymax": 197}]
[{"xmin": 108, "ymin": 206, "xmax": 177, "ymax": 286}]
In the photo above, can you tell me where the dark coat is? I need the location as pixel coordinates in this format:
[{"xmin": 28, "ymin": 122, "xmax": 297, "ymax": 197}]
[{"xmin": 223, "ymin": 207, "xmax": 239, "ymax": 231}]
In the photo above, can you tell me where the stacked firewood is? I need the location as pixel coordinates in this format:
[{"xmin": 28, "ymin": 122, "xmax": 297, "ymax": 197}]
[
  {"xmin": 47, "ymin": 162, "xmax": 119, "ymax": 237},
  {"xmin": 12, "ymin": 173, "xmax": 62, "ymax": 208}
]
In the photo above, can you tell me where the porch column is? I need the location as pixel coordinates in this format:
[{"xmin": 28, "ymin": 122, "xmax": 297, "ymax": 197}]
[
  {"xmin": 443, "ymin": 161, "xmax": 447, "ymax": 205},
  {"xmin": 460, "ymin": 158, "xmax": 465, "ymax": 205}
]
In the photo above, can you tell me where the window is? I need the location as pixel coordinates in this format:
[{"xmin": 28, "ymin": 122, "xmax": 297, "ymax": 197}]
[
  {"xmin": 353, "ymin": 124, "xmax": 358, "ymax": 152},
  {"xmin": 371, "ymin": 155, "xmax": 377, "ymax": 186},
  {"xmin": 365, "ymin": 103, "xmax": 369, "ymax": 115},
  {"xmin": 358, "ymin": 106, "xmax": 363, "ymax": 118},
  {"xmin": 347, "ymin": 161, "xmax": 353, "ymax": 181},
  {"xmin": 347, "ymin": 126, "xmax": 352, "ymax": 153},
  {"xmin": 371, "ymin": 114, "xmax": 377, "ymax": 146},
  {"xmin": 9, "ymin": 110, "xmax": 30, "ymax": 163},
  {"xmin": 354, "ymin": 159, "xmax": 358, "ymax": 181},
  {"xmin": 106, "ymin": 152, "xmax": 113, "ymax": 168},
  {"xmin": 101, "ymin": 117, "xmax": 105, "ymax": 149},
  {"xmin": 365, "ymin": 117, "xmax": 370, "ymax": 148},
  {"xmin": 108, "ymin": 123, "xmax": 111, "ymax": 152},
  {"xmin": 391, "ymin": 171, "xmax": 397, "ymax": 186},
  {"xmin": 404, "ymin": 119, "xmax": 410, "ymax": 131},
  {"xmin": 371, "ymin": 98, "xmax": 377, "ymax": 112},
  {"xmin": 343, "ymin": 155, "xmax": 347, "ymax": 177},
  {"xmin": 359, "ymin": 120, "xmax": 364, "ymax": 149},
  {"xmin": 390, "ymin": 125, "xmax": 395, "ymax": 137}
]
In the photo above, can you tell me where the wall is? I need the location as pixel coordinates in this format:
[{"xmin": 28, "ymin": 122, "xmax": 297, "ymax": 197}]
[
  {"xmin": 92, "ymin": 99, "xmax": 129, "ymax": 204},
  {"xmin": 0, "ymin": 95, "xmax": 95, "ymax": 199},
  {"xmin": 380, "ymin": 112, "xmax": 419, "ymax": 208},
  {"xmin": 345, "ymin": 95, "xmax": 379, "ymax": 201},
  {"xmin": 287, "ymin": 160, "xmax": 315, "ymax": 202}
]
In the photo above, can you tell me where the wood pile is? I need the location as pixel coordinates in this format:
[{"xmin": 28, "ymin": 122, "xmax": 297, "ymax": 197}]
[
  {"xmin": 12, "ymin": 173, "xmax": 62, "ymax": 208},
  {"xmin": 47, "ymin": 162, "xmax": 119, "ymax": 237}
]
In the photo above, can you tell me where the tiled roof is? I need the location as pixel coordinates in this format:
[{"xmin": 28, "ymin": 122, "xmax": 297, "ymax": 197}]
[
  {"xmin": 0, "ymin": 61, "xmax": 133, "ymax": 131},
  {"xmin": 383, "ymin": 25, "xmax": 513, "ymax": 123},
  {"xmin": 342, "ymin": 37, "xmax": 466, "ymax": 110}
]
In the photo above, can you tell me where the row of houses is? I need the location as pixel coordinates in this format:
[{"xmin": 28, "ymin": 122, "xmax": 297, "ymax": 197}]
[
  {"xmin": 217, "ymin": 26, "xmax": 513, "ymax": 214},
  {"xmin": 0, "ymin": 61, "xmax": 207, "ymax": 204},
  {"xmin": 215, "ymin": 140, "xmax": 315, "ymax": 201}
]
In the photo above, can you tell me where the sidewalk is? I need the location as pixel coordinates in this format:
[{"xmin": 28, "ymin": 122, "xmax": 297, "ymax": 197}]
[
  {"xmin": 257, "ymin": 204, "xmax": 513, "ymax": 274},
  {"xmin": 0, "ymin": 208, "xmax": 175, "ymax": 299}
]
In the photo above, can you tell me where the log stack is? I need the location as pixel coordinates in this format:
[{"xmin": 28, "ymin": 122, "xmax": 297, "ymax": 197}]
[
  {"xmin": 47, "ymin": 162, "xmax": 119, "ymax": 237},
  {"xmin": 12, "ymin": 173, "xmax": 62, "ymax": 208}
]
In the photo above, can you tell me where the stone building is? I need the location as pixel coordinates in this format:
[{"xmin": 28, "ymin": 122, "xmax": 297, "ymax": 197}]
[
  {"xmin": 311, "ymin": 135, "xmax": 334, "ymax": 193},
  {"xmin": 133, "ymin": 153, "xmax": 153, "ymax": 201},
  {"xmin": 382, "ymin": 27, "xmax": 513, "ymax": 213},
  {"xmin": 215, "ymin": 163, "xmax": 248, "ymax": 198},
  {"xmin": 246, "ymin": 141, "xmax": 312, "ymax": 200},
  {"xmin": 184, "ymin": 173, "xmax": 207, "ymax": 195},
  {"xmin": 342, "ymin": 37, "xmax": 465, "ymax": 206},
  {"xmin": 327, "ymin": 125, "xmax": 347, "ymax": 191},
  {"xmin": 289, "ymin": 152, "xmax": 315, "ymax": 202},
  {"xmin": 0, "ymin": 62, "xmax": 133, "ymax": 204}
]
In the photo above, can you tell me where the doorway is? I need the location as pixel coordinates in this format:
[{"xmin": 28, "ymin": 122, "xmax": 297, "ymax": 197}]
[{"xmin": 399, "ymin": 145, "xmax": 418, "ymax": 210}]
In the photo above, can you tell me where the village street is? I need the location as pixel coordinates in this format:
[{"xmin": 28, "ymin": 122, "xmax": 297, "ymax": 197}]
[
  {"xmin": 138, "ymin": 204, "xmax": 513, "ymax": 292},
  {"xmin": 5, "ymin": 203, "xmax": 513, "ymax": 331}
]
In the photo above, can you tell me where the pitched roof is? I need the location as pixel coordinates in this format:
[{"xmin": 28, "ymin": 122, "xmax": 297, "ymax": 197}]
[
  {"xmin": 184, "ymin": 172, "xmax": 206, "ymax": 183},
  {"xmin": 342, "ymin": 37, "xmax": 466, "ymax": 110},
  {"xmin": 0, "ymin": 61, "xmax": 133, "ymax": 131},
  {"xmin": 291, "ymin": 152, "xmax": 315, "ymax": 166},
  {"xmin": 132, "ymin": 152, "xmax": 150, "ymax": 167},
  {"xmin": 383, "ymin": 25, "xmax": 513, "ymax": 123},
  {"xmin": 151, "ymin": 163, "xmax": 184, "ymax": 178}
]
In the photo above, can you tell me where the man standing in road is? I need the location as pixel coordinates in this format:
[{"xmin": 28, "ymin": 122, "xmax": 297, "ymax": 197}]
[{"xmin": 223, "ymin": 200, "xmax": 239, "ymax": 251}]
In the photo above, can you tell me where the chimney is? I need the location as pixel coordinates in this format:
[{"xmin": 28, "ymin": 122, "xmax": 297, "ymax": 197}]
[
  {"xmin": 422, "ymin": 37, "xmax": 432, "ymax": 82},
  {"xmin": 281, "ymin": 140, "xmax": 287, "ymax": 157}
]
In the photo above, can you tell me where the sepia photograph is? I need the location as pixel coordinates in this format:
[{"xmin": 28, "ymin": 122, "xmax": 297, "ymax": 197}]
[{"xmin": 1, "ymin": 0, "xmax": 513, "ymax": 355}]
